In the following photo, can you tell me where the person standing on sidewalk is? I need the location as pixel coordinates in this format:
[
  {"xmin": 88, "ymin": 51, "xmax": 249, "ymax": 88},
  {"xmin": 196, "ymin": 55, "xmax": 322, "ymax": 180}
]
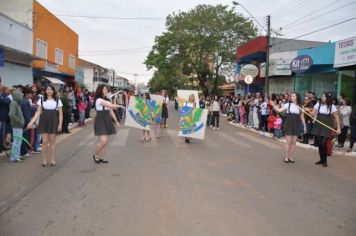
[
  {"xmin": 20, "ymin": 87, "xmax": 33, "ymax": 157},
  {"xmin": 271, "ymin": 92, "xmax": 306, "ymax": 163},
  {"xmin": 232, "ymin": 95, "xmax": 240, "ymax": 123},
  {"xmin": 337, "ymin": 97, "xmax": 351, "ymax": 148},
  {"xmin": 77, "ymin": 97, "xmax": 87, "ymax": 127},
  {"xmin": 260, "ymin": 96, "xmax": 269, "ymax": 132},
  {"xmin": 9, "ymin": 91, "xmax": 25, "ymax": 162},
  {"xmin": 92, "ymin": 85, "xmax": 122, "ymax": 164},
  {"xmin": 211, "ymin": 96, "xmax": 220, "ymax": 130},
  {"xmin": 311, "ymin": 93, "xmax": 341, "ymax": 167},
  {"xmin": 27, "ymin": 85, "xmax": 63, "ymax": 167},
  {"xmin": 0, "ymin": 85, "xmax": 11, "ymax": 154},
  {"xmin": 347, "ymin": 104, "xmax": 356, "ymax": 152},
  {"xmin": 60, "ymin": 90, "xmax": 71, "ymax": 133}
]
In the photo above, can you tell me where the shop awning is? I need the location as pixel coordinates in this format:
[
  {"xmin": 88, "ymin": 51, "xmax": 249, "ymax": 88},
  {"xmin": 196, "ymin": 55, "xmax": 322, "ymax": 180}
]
[{"xmin": 43, "ymin": 76, "xmax": 65, "ymax": 85}]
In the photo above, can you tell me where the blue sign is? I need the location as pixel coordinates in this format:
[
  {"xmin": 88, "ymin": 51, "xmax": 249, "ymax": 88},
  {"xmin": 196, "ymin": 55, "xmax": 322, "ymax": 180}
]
[
  {"xmin": 0, "ymin": 50, "xmax": 4, "ymax": 67},
  {"xmin": 290, "ymin": 55, "xmax": 313, "ymax": 73}
]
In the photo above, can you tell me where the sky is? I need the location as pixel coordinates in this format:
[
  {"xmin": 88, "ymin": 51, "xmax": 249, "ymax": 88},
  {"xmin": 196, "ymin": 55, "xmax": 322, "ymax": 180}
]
[{"xmin": 38, "ymin": 0, "xmax": 356, "ymax": 84}]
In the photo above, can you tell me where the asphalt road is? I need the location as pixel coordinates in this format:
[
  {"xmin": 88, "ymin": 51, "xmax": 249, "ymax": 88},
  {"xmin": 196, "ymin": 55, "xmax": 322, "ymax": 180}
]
[{"xmin": 0, "ymin": 105, "xmax": 355, "ymax": 236}]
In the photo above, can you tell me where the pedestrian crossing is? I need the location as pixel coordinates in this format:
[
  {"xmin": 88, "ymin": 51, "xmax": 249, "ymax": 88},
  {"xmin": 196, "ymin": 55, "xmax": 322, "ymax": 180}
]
[{"xmin": 76, "ymin": 128, "xmax": 282, "ymax": 151}]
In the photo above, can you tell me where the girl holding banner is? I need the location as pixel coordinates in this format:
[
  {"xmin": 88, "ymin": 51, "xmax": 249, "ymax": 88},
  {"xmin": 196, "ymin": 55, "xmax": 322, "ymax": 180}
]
[
  {"xmin": 184, "ymin": 94, "xmax": 197, "ymax": 143},
  {"xmin": 271, "ymin": 92, "xmax": 306, "ymax": 164},
  {"xmin": 141, "ymin": 92, "xmax": 152, "ymax": 142},
  {"xmin": 310, "ymin": 93, "xmax": 341, "ymax": 167}
]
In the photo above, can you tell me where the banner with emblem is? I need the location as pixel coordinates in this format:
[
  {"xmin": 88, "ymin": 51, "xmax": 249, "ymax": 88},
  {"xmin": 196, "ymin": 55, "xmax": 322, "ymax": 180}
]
[
  {"xmin": 125, "ymin": 96, "xmax": 158, "ymax": 130},
  {"xmin": 177, "ymin": 90, "xmax": 207, "ymax": 140}
]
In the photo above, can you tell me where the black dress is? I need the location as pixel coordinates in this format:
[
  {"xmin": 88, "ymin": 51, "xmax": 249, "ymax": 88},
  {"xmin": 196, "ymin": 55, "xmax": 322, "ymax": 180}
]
[
  {"xmin": 283, "ymin": 103, "xmax": 302, "ymax": 136},
  {"xmin": 94, "ymin": 99, "xmax": 116, "ymax": 136},
  {"xmin": 311, "ymin": 107, "xmax": 333, "ymax": 138},
  {"xmin": 37, "ymin": 98, "xmax": 59, "ymax": 134}
]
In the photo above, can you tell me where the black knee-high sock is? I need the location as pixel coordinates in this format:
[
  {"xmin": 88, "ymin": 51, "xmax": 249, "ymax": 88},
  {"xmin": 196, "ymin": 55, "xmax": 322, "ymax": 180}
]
[{"xmin": 317, "ymin": 136, "xmax": 328, "ymax": 163}]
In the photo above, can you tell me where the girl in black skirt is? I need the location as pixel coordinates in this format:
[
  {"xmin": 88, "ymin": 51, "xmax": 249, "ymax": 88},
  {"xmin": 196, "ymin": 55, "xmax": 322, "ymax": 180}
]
[
  {"xmin": 310, "ymin": 93, "xmax": 341, "ymax": 167},
  {"xmin": 93, "ymin": 85, "xmax": 124, "ymax": 164},
  {"xmin": 271, "ymin": 92, "xmax": 306, "ymax": 163},
  {"xmin": 161, "ymin": 90, "xmax": 169, "ymax": 128},
  {"xmin": 28, "ymin": 85, "xmax": 63, "ymax": 167}
]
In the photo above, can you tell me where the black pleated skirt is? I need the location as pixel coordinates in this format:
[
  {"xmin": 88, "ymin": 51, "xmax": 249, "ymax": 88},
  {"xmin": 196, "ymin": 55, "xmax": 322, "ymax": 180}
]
[
  {"xmin": 283, "ymin": 113, "xmax": 302, "ymax": 136},
  {"xmin": 162, "ymin": 104, "xmax": 168, "ymax": 119},
  {"xmin": 94, "ymin": 110, "xmax": 116, "ymax": 136},
  {"xmin": 37, "ymin": 110, "xmax": 59, "ymax": 134},
  {"xmin": 311, "ymin": 114, "xmax": 333, "ymax": 138}
]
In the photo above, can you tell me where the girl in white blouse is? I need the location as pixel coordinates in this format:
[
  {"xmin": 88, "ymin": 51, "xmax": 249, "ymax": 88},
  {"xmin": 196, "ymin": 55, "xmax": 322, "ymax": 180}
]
[{"xmin": 28, "ymin": 85, "xmax": 63, "ymax": 167}]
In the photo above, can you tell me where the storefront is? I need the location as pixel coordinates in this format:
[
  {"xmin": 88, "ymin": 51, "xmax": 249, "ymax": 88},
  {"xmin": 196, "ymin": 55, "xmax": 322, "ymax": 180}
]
[
  {"xmin": 260, "ymin": 50, "xmax": 296, "ymax": 95},
  {"xmin": 334, "ymin": 36, "xmax": 356, "ymax": 104},
  {"xmin": 293, "ymin": 43, "xmax": 338, "ymax": 97}
]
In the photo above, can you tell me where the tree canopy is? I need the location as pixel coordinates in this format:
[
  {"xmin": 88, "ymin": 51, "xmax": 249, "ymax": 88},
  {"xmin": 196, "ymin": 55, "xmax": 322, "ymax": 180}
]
[{"xmin": 145, "ymin": 4, "xmax": 257, "ymax": 96}]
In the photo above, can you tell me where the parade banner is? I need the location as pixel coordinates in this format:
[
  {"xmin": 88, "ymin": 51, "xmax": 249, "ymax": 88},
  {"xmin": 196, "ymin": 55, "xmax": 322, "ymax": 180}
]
[
  {"xmin": 125, "ymin": 96, "xmax": 157, "ymax": 130},
  {"xmin": 178, "ymin": 104, "xmax": 208, "ymax": 140},
  {"xmin": 150, "ymin": 94, "xmax": 164, "ymax": 124},
  {"xmin": 177, "ymin": 90, "xmax": 207, "ymax": 140}
]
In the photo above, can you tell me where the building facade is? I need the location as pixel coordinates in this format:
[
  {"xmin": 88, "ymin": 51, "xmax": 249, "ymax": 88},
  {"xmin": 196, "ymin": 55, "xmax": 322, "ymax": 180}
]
[
  {"xmin": 235, "ymin": 36, "xmax": 325, "ymax": 95},
  {"xmin": 32, "ymin": 0, "xmax": 78, "ymax": 88},
  {"xmin": 0, "ymin": 0, "xmax": 38, "ymax": 87}
]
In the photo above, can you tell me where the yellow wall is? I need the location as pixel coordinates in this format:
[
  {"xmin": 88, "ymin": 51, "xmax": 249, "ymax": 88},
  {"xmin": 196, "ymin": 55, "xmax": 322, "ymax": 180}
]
[{"xmin": 33, "ymin": 0, "xmax": 78, "ymax": 76}]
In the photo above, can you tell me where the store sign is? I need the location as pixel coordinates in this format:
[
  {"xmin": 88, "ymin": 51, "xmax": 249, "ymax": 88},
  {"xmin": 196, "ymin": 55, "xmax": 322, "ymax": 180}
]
[
  {"xmin": 261, "ymin": 60, "xmax": 293, "ymax": 77},
  {"xmin": 45, "ymin": 62, "xmax": 59, "ymax": 72},
  {"xmin": 244, "ymin": 75, "xmax": 254, "ymax": 84},
  {"xmin": 334, "ymin": 36, "xmax": 356, "ymax": 68},
  {"xmin": 240, "ymin": 64, "xmax": 258, "ymax": 78},
  {"xmin": 290, "ymin": 55, "xmax": 313, "ymax": 73}
]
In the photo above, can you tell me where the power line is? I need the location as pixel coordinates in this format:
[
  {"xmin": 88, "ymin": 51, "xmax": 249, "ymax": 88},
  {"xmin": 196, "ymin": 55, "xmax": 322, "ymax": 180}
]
[
  {"xmin": 283, "ymin": 14, "xmax": 355, "ymax": 33},
  {"xmin": 80, "ymin": 46, "xmax": 152, "ymax": 53},
  {"xmin": 272, "ymin": 0, "xmax": 316, "ymax": 23},
  {"xmin": 272, "ymin": 0, "xmax": 313, "ymax": 20},
  {"xmin": 271, "ymin": 16, "xmax": 356, "ymax": 47},
  {"xmin": 53, "ymin": 14, "xmax": 165, "ymax": 20},
  {"xmin": 281, "ymin": 0, "xmax": 355, "ymax": 29},
  {"xmin": 270, "ymin": 0, "xmax": 303, "ymax": 16}
]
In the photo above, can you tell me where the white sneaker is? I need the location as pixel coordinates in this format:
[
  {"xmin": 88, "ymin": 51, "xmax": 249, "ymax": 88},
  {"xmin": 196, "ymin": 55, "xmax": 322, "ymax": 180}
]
[
  {"xmin": 213, "ymin": 127, "xmax": 216, "ymax": 130},
  {"xmin": 210, "ymin": 125, "xmax": 213, "ymax": 128},
  {"xmin": 217, "ymin": 127, "xmax": 220, "ymax": 130}
]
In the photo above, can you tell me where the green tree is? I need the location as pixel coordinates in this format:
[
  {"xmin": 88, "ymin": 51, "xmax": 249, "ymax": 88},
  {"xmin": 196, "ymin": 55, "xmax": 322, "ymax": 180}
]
[{"xmin": 145, "ymin": 4, "xmax": 257, "ymax": 96}]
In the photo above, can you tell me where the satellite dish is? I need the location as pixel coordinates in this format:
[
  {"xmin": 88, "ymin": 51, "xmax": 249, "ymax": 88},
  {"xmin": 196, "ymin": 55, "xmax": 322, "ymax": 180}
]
[{"xmin": 271, "ymin": 27, "xmax": 285, "ymax": 37}]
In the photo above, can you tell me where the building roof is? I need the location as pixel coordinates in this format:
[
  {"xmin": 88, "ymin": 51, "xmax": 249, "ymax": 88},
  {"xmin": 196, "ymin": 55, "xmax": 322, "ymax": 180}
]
[{"xmin": 77, "ymin": 58, "xmax": 103, "ymax": 68}]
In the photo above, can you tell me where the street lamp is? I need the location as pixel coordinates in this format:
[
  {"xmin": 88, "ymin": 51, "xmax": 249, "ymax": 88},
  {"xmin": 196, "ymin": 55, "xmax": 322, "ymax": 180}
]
[{"xmin": 232, "ymin": 1, "xmax": 271, "ymax": 95}]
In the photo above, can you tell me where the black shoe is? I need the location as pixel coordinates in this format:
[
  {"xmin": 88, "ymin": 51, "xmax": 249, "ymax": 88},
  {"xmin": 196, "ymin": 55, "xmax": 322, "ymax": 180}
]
[
  {"xmin": 315, "ymin": 161, "xmax": 323, "ymax": 165},
  {"xmin": 288, "ymin": 159, "xmax": 295, "ymax": 163},
  {"xmin": 284, "ymin": 159, "xmax": 290, "ymax": 163},
  {"xmin": 185, "ymin": 138, "xmax": 190, "ymax": 143},
  {"xmin": 93, "ymin": 155, "xmax": 100, "ymax": 164},
  {"xmin": 322, "ymin": 163, "xmax": 328, "ymax": 167},
  {"xmin": 65, "ymin": 131, "xmax": 71, "ymax": 134},
  {"xmin": 99, "ymin": 159, "xmax": 109, "ymax": 164}
]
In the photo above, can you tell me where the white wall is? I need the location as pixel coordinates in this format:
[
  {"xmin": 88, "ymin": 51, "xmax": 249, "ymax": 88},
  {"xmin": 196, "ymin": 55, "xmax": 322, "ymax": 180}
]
[
  {"xmin": 0, "ymin": 0, "xmax": 33, "ymax": 29},
  {"xmin": 0, "ymin": 13, "xmax": 33, "ymax": 54},
  {"xmin": 82, "ymin": 67, "xmax": 94, "ymax": 92},
  {"xmin": 0, "ymin": 62, "xmax": 33, "ymax": 86}
]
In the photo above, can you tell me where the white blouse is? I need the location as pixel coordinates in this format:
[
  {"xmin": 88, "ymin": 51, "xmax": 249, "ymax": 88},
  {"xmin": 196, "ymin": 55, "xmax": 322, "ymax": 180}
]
[
  {"xmin": 283, "ymin": 103, "xmax": 300, "ymax": 114},
  {"xmin": 37, "ymin": 98, "xmax": 63, "ymax": 110},
  {"xmin": 314, "ymin": 103, "xmax": 337, "ymax": 115}
]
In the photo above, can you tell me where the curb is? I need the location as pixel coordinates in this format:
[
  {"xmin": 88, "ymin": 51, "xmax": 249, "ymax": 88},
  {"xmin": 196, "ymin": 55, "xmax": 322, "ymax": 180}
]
[{"xmin": 228, "ymin": 121, "xmax": 356, "ymax": 157}]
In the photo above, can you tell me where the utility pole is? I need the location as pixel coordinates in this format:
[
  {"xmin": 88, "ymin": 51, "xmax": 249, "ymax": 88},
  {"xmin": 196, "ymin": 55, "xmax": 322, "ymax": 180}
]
[{"xmin": 265, "ymin": 15, "xmax": 271, "ymax": 96}]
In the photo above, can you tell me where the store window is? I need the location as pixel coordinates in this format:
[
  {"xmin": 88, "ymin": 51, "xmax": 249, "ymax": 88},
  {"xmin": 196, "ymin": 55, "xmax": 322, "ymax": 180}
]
[
  {"xmin": 339, "ymin": 70, "xmax": 355, "ymax": 103},
  {"xmin": 295, "ymin": 72, "xmax": 338, "ymax": 98}
]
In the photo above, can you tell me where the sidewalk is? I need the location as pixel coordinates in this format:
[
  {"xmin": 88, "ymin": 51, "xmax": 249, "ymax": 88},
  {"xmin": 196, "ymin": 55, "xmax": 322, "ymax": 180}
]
[{"xmin": 228, "ymin": 121, "xmax": 356, "ymax": 158}]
